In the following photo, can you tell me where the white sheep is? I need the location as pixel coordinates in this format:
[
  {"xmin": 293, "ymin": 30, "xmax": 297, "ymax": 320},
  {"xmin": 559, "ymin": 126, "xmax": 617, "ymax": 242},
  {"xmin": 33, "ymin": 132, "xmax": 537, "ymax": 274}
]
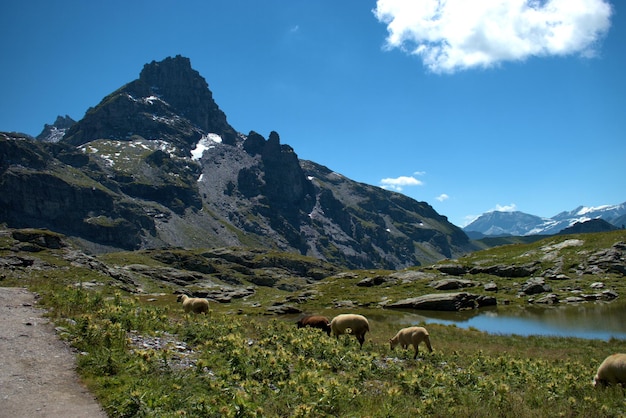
[
  {"xmin": 594, "ymin": 353, "xmax": 626, "ymax": 387},
  {"xmin": 390, "ymin": 326, "xmax": 433, "ymax": 359},
  {"xmin": 330, "ymin": 314, "xmax": 370, "ymax": 348},
  {"xmin": 176, "ymin": 294, "xmax": 209, "ymax": 314}
]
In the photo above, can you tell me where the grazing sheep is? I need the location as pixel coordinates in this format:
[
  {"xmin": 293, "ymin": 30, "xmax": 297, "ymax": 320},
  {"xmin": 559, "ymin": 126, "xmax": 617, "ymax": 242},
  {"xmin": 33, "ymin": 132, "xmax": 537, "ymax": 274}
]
[
  {"xmin": 594, "ymin": 353, "xmax": 626, "ymax": 387},
  {"xmin": 389, "ymin": 326, "xmax": 433, "ymax": 359},
  {"xmin": 297, "ymin": 315, "xmax": 331, "ymax": 336},
  {"xmin": 176, "ymin": 294, "xmax": 209, "ymax": 314},
  {"xmin": 330, "ymin": 314, "xmax": 370, "ymax": 348}
]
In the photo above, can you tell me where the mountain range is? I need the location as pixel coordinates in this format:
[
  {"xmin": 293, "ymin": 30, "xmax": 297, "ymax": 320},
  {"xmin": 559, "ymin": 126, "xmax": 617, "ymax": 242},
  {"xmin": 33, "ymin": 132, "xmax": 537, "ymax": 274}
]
[
  {"xmin": 0, "ymin": 55, "xmax": 473, "ymax": 270},
  {"xmin": 464, "ymin": 203, "xmax": 626, "ymax": 238}
]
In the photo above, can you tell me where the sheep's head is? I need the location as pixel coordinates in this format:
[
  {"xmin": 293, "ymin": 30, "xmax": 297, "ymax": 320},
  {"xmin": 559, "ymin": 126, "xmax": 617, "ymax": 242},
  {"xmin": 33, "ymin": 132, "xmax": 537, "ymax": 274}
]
[
  {"xmin": 390, "ymin": 337, "xmax": 399, "ymax": 350},
  {"xmin": 593, "ymin": 375, "xmax": 606, "ymax": 387}
]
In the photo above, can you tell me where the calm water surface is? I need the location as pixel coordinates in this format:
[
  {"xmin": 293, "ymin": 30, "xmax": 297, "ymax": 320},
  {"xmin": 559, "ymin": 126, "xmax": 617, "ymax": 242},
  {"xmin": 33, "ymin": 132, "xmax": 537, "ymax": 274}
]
[{"xmin": 395, "ymin": 300, "xmax": 626, "ymax": 340}]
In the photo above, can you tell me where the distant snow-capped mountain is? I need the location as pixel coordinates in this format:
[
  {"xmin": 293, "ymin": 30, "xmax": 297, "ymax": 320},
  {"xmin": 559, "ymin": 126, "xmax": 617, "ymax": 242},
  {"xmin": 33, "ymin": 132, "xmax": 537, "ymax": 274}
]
[{"xmin": 463, "ymin": 202, "xmax": 626, "ymax": 237}]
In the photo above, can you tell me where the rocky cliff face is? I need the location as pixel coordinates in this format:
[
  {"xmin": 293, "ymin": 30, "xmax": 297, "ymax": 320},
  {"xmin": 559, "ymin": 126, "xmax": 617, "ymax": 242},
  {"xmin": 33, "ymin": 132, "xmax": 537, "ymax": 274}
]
[
  {"xmin": 1, "ymin": 56, "xmax": 473, "ymax": 269},
  {"xmin": 0, "ymin": 133, "xmax": 151, "ymax": 249}
]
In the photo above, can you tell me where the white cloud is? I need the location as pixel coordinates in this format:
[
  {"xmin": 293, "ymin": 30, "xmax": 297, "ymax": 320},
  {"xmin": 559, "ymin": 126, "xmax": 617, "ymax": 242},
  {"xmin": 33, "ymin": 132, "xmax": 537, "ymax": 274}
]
[
  {"xmin": 436, "ymin": 193, "xmax": 449, "ymax": 202},
  {"xmin": 493, "ymin": 203, "xmax": 517, "ymax": 212},
  {"xmin": 379, "ymin": 175, "xmax": 424, "ymax": 191},
  {"xmin": 373, "ymin": 0, "xmax": 613, "ymax": 73}
]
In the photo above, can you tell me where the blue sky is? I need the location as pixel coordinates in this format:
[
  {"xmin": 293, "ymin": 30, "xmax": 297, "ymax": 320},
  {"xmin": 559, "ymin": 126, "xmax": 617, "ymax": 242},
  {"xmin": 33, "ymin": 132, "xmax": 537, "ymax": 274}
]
[{"xmin": 1, "ymin": 0, "xmax": 624, "ymax": 227}]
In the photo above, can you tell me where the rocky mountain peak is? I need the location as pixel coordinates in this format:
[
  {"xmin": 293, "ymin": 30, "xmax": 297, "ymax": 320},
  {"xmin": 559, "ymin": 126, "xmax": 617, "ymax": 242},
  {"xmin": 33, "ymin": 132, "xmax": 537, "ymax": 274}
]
[
  {"xmin": 36, "ymin": 115, "xmax": 76, "ymax": 143},
  {"xmin": 63, "ymin": 55, "xmax": 237, "ymax": 149},
  {"xmin": 136, "ymin": 55, "xmax": 236, "ymax": 143}
]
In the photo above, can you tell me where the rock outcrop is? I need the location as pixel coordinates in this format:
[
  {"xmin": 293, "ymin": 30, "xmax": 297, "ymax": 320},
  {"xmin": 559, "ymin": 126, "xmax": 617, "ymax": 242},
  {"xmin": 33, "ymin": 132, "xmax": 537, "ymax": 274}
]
[
  {"xmin": 385, "ymin": 292, "xmax": 497, "ymax": 311},
  {"xmin": 433, "ymin": 262, "xmax": 540, "ymax": 277}
]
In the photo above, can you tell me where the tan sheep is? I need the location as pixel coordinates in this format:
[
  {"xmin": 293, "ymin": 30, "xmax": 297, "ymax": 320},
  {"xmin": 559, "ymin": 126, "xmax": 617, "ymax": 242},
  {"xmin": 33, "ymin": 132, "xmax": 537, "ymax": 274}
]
[
  {"xmin": 176, "ymin": 294, "xmax": 209, "ymax": 314},
  {"xmin": 330, "ymin": 314, "xmax": 370, "ymax": 348},
  {"xmin": 594, "ymin": 353, "xmax": 626, "ymax": 387},
  {"xmin": 390, "ymin": 326, "xmax": 433, "ymax": 359}
]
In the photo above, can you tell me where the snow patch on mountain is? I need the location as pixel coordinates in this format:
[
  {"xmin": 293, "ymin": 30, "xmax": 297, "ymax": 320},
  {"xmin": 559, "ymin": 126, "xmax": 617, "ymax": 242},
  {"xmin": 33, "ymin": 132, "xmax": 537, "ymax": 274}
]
[
  {"xmin": 191, "ymin": 133, "xmax": 222, "ymax": 161},
  {"xmin": 578, "ymin": 205, "xmax": 612, "ymax": 215},
  {"xmin": 80, "ymin": 139, "xmax": 178, "ymax": 167},
  {"xmin": 40, "ymin": 126, "xmax": 66, "ymax": 143}
]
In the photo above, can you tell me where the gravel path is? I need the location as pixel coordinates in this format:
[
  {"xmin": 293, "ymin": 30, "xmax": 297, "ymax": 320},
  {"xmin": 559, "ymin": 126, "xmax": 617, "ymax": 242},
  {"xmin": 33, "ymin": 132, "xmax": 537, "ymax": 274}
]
[{"xmin": 0, "ymin": 287, "xmax": 107, "ymax": 417}]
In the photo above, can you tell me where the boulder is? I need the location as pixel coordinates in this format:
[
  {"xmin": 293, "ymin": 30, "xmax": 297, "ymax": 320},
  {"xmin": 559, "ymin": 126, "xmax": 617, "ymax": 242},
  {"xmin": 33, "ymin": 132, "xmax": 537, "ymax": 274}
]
[
  {"xmin": 196, "ymin": 287, "xmax": 255, "ymax": 303},
  {"xmin": 333, "ymin": 300, "xmax": 357, "ymax": 309},
  {"xmin": 585, "ymin": 243, "xmax": 626, "ymax": 275},
  {"xmin": 470, "ymin": 263, "xmax": 540, "ymax": 278},
  {"xmin": 285, "ymin": 290, "xmax": 320, "ymax": 304},
  {"xmin": 601, "ymin": 290, "xmax": 619, "ymax": 300},
  {"xmin": 387, "ymin": 270, "xmax": 436, "ymax": 282},
  {"xmin": 484, "ymin": 282, "xmax": 498, "ymax": 292},
  {"xmin": 521, "ymin": 277, "xmax": 551, "ymax": 295},
  {"xmin": 429, "ymin": 278, "xmax": 476, "ymax": 290},
  {"xmin": 384, "ymin": 292, "xmax": 491, "ymax": 311},
  {"xmin": 0, "ymin": 255, "xmax": 35, "ymax": 268},
  {"xmin": 266, "ymin": 303, "xmax": 302, "ymax": 314},
  {"xmin": 125, "ymin": 264, "xmax": 208, "ymax": 285},
  {"xmin": 532, "ymin": 293, "xmax": 559, "ymax": 304},
  {"xmin": 476, "ymin": 295, "xmax": 497, "ymax": 307},
  {"xmin": 11, "ymin": 229, "xmax": 65, "ymax": 249},
  {"xmin": 434, "ymin": 264, "xmax": 468, "ymax": 276},
  {"xmin": 357, "ymin": 276, "xmax": 387, "ymax": 287},
  {"xmin": 545, "ymin": 274, "xmax": 571, "ymax": 280},
  {"xmin": 564, "ymin": 296, "xmax": 586, "ymax": 303}
]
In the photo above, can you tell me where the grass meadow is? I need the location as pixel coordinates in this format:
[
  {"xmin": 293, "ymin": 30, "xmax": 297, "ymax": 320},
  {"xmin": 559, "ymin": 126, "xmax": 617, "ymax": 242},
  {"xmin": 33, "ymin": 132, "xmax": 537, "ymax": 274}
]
[{"xmin": 34, "ymin": 283, "xmax": 625, "ymax": 417}]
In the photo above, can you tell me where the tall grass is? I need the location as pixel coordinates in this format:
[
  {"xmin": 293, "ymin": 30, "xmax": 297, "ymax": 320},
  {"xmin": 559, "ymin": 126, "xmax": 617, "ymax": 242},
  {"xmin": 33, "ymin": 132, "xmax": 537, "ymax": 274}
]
[{"xmin": 37, "ymin": 284, "xmax": 625, "ymax": 417}]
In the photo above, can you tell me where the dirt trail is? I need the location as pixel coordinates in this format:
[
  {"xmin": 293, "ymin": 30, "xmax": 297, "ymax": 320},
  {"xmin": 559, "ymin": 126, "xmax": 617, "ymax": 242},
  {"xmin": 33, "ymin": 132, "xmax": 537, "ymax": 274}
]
[{"xmin": 0, "ymin": 287, "xmax": 107, "ymax": 417}]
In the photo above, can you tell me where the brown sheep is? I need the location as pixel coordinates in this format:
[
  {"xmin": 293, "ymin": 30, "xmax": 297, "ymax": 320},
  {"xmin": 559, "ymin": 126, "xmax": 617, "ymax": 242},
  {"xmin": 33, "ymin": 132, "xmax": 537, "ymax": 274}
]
[
  {"xmin": 330, "ymin": 314, "xmax": 370, "ymax": 348},
  {"xmin": 297, "ymin": 315, "xmax": 331, "ymax": 336},
  {"xmin": 389, "ymin": 326, "xmax": 433, "ymax": 359},
  {"xmin": 594, "ymin": 353, "xmax": 626, "ymax": 387},
  {"xmin": 176, "ymin": 294, "xmax": 209, "ymax": 314}
]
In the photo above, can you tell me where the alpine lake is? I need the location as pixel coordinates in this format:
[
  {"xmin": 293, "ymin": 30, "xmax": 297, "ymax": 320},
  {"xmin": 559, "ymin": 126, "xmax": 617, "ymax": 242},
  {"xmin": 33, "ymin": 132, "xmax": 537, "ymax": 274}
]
[{"xmin": 385, "ymin": 299, "xmax": 626, "ymax": 341}]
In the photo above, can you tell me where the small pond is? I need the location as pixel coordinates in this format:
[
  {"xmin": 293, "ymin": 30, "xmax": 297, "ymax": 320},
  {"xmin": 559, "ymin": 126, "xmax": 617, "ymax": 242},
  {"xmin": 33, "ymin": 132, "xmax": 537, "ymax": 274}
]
[{"xmin": 394, "ymin": 300, "xmax": 626, "ymax": 341}]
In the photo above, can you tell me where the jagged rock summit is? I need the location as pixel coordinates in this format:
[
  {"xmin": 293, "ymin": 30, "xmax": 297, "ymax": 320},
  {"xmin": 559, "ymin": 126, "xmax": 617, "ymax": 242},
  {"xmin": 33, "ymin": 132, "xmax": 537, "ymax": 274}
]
[
  {"xmin": 63, "ymin": 55, "xmax": 238, "ymax": 150},
  {"xmin": 1, "ymin": 56, "xmax": 472, "ymax": 269},
  {"xmin": 36, "ymin": 115, "xmax": 76, "ymax": 143}
]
